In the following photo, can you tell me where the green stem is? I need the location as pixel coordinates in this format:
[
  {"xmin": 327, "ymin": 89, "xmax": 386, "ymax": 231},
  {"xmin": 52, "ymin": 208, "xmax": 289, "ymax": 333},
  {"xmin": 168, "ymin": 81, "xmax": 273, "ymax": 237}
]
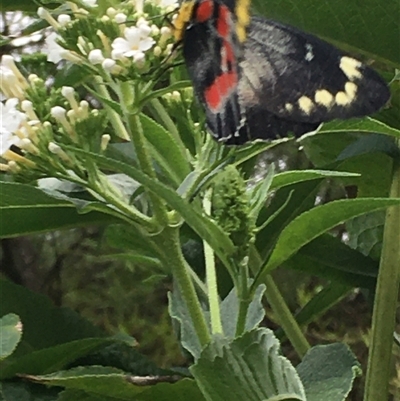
[
  {"xmin": 235, "ymin": 259, "xmax": 251, "ymax": 336},
  {"xmin": 203, "ymin": 189, "xmax": 223, "ymax": 335},
  {"xmin": 93, "ymin": 77, "xmax": 130, "ymax": 141},
  {"xmin": 364, "ymin": 144, "xmax": 400, "ymax": 401},
  {"xmin": 91, "ymin": 174, "xmax": 155, "ymax": 230},
  {"xmin": 251, "ymin": 246, "xmax": 310, "ymax": 358},
  {"xmin": 159, "ymin": 227, "xmax": 211, "ymax": 346},
  {"xmin": 263, "ymin": 275, "xmax": 310, "ymax": 358},
  {"xmin": 126, "ymin": 113, "xmax": 169, "ymax": 227}
]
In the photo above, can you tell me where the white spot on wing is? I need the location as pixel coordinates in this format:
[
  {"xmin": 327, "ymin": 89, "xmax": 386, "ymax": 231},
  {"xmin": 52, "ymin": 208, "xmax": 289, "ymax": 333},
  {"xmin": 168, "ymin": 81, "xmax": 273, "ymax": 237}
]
[
  {"xmin": 304, "ymin": 43, "xmax": 314, "ymax": 62},
  {"xmin": 340, "ymin": 56, "xmax": 362, "ymax": 80},
  {"xmin": 285, "ymin": 103, "xmax": 293, "ymax": 112},
  {"xmin": 298, "ymin": 96, "xmax": 314, "ymax": 114},
  {"xmin": 335, "ymin": 81, "xmax": 358, "ymax": 106},
  {"xmin": 315, "ymin": 89, "xmax": 334, "ymax": 108}
]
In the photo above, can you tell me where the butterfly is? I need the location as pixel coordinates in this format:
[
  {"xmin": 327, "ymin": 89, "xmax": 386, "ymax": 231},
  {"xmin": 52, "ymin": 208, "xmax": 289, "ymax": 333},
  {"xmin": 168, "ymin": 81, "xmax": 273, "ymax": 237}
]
[{"xmin": 173, "ymin": 0, "xmax": 391, "ymax": 145}]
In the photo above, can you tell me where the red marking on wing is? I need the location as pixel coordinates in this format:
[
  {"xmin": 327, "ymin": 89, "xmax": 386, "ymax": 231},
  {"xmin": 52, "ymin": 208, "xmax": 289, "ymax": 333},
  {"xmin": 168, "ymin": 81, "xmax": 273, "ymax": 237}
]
[
  {"xmin": 205, "ymin": 71, "xmax": 238, "ymax": 111},
  {"xmin": 216, "ymin": 6, "xmax": 230, "ymax": 38},
  {"xmin": 195, "ymin": 0, "xmax": 214, "ymax": 23}
]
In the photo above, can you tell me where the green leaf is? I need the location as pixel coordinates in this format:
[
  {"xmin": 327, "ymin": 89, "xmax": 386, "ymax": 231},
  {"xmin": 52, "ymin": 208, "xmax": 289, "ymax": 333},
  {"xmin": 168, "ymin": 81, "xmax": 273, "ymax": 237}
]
[
  {"xmin": 256, "ymin": 180, "xmax": 323, "ymax": 260},
  {"xmin": 1, "ymin": 338, "xmax": 116, "ymax": 380},
  {"xmin": 0, "ymin": 182, "xmax": 117, "ymax": 238},
  {"xmin": 319, "ymin": 118, "xmax": 400, "ymax": 138},
  {"xmin": 335, "ymin": 153, "xmax": 393, "ymax": 198},
  {"xmin": 220, "ymin": 285, "xmax": 266, "ymax": 338},
  {"xmin": 283, "ymin": 234, "xmax": 378, "ymax": 288},
  {"xmin": 191, "ymin": 328, "xmax": 306, "ymax": 401},
  {"xmin": 0, "ymin": 279, "xmax": 107, "ymax": 378},
  {"xmin": 270, "ymin": 169, "xmax": 359, "ymax": 191},
  {"xmin": 252, "ymin": 0, "xmax": 399, "ymax": 65},
  {"xmin": 1, "ymin": 0, "xmax": 58, "ymax": 11},
  {"xmin": 0, "ymin": 314, "xmax": 23, "ymax": 360},
  {"xmin": 57, "ymin": 389, "xmax": 118, "ymax": 401},
  {"xmin": 261, "ymin": 198, "xmax": 400, "ymax": 275},
  {"xmin": 337, "ymin": 134, "xmax": 400, "ymax": 160},
  {"xmin": 297, "ymin": 343, "xmax": 361, "ymax": 401},
  {"xmin": 69, "ymin": 147, "xmax": 235, "ymax": 265},
  {"xmin": 25, "ymin": 366, "xmax": 204, "ymax": 401},
  {"xmin": 168, "ymin": 288, "xmax": 203, "ymax": 359},
  {"xmin": 346, "ymin": 211, "xmax": 385, "ymax": 260},
  {"xmin": 140, "ymin": 114, "xmax": 191, "ymax": 185},
  {"xmin": 0, "ymin": 381, "xmax": 60, "ymax": 401},
  {"xmin": 293, "ymin": 283, "xmax": 352, "ymax": 329}
]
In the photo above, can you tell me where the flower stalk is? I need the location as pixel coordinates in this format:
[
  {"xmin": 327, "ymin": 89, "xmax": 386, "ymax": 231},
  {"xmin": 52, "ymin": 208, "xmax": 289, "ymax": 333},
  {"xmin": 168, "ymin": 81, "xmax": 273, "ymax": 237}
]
[{"xmin": 364, "ymin": 139, "xmax": 400, "ymax": 401}]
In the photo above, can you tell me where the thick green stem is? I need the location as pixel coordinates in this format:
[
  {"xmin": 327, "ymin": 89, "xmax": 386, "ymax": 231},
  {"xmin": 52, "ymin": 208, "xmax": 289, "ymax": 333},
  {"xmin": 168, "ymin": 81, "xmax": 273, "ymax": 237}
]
[
  {"xmin": 251, "ymin": 246, "xmax": 310, "ymax": 358},
  {"xmin": 203, "ymin": 190, "xmax": 223, "ymax": 335},
  {"xmin": 159, "ymin": 227, "xmax": 211, "ymax": 346},
  {"xmin": 364, "ymin": 146, "xmax": 400, "ymax": 401},
  {"xmin": 263, "ymin": 275, "xmax": 310, "ymax": 358},
  {"xmin": 235, "ymin": 260, "xmax": 251, "ymax": 336}
]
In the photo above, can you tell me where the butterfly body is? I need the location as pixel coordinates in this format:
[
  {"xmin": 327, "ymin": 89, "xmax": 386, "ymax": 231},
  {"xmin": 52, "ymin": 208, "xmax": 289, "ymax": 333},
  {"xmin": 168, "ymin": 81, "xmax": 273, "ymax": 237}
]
[{"xmin": 174, "ymin": 0, "xmax": 391, "ymax": 145}]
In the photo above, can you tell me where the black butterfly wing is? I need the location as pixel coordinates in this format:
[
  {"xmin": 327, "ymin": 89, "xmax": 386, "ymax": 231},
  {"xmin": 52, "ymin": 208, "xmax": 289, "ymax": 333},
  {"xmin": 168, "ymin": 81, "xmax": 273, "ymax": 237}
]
[
  {"xmin": 181, "ymin": 0, "xmax": 245, "ymax": 142},
  {"xmin": 233, "ymin": 17, "xmax": 390, "ymax": 143}
]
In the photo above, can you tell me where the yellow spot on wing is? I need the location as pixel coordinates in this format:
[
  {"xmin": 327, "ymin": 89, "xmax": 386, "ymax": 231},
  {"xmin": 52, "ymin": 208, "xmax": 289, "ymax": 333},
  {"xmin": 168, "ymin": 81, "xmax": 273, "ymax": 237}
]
[
  {"xmin": 314, "ymin": 89, "xmax": 334, "ymax": 108},
  {"xmin": 335, "ymin": 91, "xmax": 349, "ymax": 105},
  {"xmin": 235, "ymin": 0, "xmax": 251, "ymax": 42},
  {"xmin": 345, "ymin": 81, "xmax": 358, "ymax": 100},
  {"xmin": 173, "ymin": 1, "xmax": 195, "ymax": 41},
  {"xmin": 298, "ymin": 96, "xmax": 314, "ymax": 114},
  {"xmin": 340, "ymin": 56, "xmax": 362, "ymax": 80},
  {"xmin": 335, "ymin": 82, "xmax": 358, "ymax": 106},
  {"xmin": 285, "ymin": 103, "xmax": 293, "ymax": 112}
]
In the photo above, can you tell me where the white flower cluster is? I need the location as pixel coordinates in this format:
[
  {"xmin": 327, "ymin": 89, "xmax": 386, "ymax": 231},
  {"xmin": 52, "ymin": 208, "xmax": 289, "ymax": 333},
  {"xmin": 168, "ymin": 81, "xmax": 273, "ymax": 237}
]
[
  {"xmin": 0, "ymin": 55, "xmax": 106, "ymax": 173},
  {"xmin": 38, "ymin": 0, "xmax": 177, "ymax": 73}
]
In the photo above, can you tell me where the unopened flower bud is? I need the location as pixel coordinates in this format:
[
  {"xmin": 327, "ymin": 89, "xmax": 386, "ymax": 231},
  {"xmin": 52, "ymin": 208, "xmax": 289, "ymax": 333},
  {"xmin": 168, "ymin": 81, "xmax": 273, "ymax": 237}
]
[
  {"xmin": 115, "ymin": 13, "xmax": 127, "ymax": 24},
  {"xmin": 61, "ymin": 86, "xmax": 79, "ymax": 112},
  {"xmin": 19, "ymin": 138, "xmax": 39, "ymax": 154},
  {"xmin": 101, "ymin": 134, "xmax": 111, "ymax": 151},
  {"xmin": 88, "ymin": 49, "xmax": 105, "ymax": 65},
  {"xmin": 57, "ymin": 14, "xmax": 71, "ymax": 26},
  {"xmin": 21, "ymin": 100, "xmax": 38, "ymax": 120},
  {"xmin": 153, "ymin": 46, "xmax": 162, "ymax": 57},
  {"xmin": 106, "ymin": 7, "xmax": 117, "ymax": 17},
  {"xmin": 37, "ymin": 7, "xmax": 60, "ymax": 29}
]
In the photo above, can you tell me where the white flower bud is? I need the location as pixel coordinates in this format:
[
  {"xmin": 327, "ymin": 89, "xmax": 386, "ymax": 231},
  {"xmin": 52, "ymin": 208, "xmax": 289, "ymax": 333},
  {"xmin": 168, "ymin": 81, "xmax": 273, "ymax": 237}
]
[
  {"xmin": 102, "ymin": 58, "xmax": 117, "ymax": 72},
  {"xmin": 7, "ymin": 161, "xmax": 20, "ymax": 173},
  {"xmin": 28, "ymin": 74, "xmax": 40, "ymax": 83},
  {"xmin": 61, "ymin": 86, "xmax": 79, "ymax": 112},
  {"xmin": 21, "ymin": 100, "xmax": 38, "ymax": 120},
  {"xmin": 78, "ymin": 102, "xmax": 89, "ymax": 119},
  {"xmin": 59, "ymin": 50, "xmax": 82, "ymax": 63},
  {"xmin": 153, "ymin": 46, "xmax": 162, "ymax": 57},
  {"xmin": 115, "ymin": 13, "xmax": 127, "ymax": 24},
  {"xmin": 106, "ymin": 7, "xmax": 117, "ymax": 17},
  {"xmin": 57, "ymin": 14, "xmax": 71, "ymax": 26},
  {"xmin": 151, "ymin": 25, "xmax": 160, "ymax": 36},
  {"xmin": 88, "ymin": 49, "xmax": 105, "ymax": 64},
  {"xmin": 160, "ymin": 26, "xmax": 171, "ymax": 36},
  {"xmin": 19, "ymin": 138, "xmax": 38, "ymax": 154},
  {"xmin": 101, "ymin": 134, "xmax": 111, "ymax": 151},
  {"xmin": 51, "ymin": 106, "xmax": 67, "ymax": 121},
  {"xmin": 37, "ymin": 7, "xmax": 60, "ymax": 29},
  {"xmin": 48, "ymin": 142, "xmax": 62, "ymax": 154},
  {"xmin": 171, "ymin": 91, "xmax": 181, "ymax": 101}
]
